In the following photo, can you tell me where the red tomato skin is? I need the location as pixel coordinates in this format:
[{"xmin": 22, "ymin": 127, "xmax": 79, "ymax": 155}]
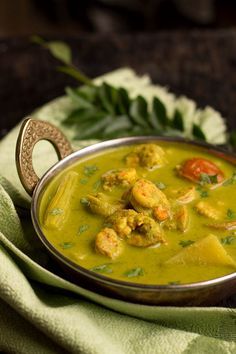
[{"xmin": 179, "ymin": 158, "xmax": 224, "ymax": 183}]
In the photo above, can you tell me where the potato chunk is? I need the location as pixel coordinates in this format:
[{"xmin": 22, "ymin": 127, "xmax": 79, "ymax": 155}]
[
  {"xmin": 125, "ymin": 143, "xmax": 166, "ymax": 169},
  {"xmin": 95, "ymin": 228, "xmax": 122, "ymax": 259},
  {"xmin": 165, "ymin": 234, "xmax": 236, "ymax": 267}
]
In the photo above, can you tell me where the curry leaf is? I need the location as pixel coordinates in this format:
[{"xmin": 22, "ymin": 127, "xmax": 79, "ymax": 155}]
[
  {"xmin": 172, "ymin": 109, "xmax": 184, "ymax": 131},
  {"xmin": 130, "ymin": 96, "xmax": 149, "ymax": 127},
  {"xmin": 116, "ymin": 87, "xmax": 130, "ymax": 114},
  {"xmin": 192, "ymin": 124, "xmax": 206, "ymax": 140},
  {"xmin": 152, "ymin": 96, "xmax": 169, "ymax": 128},
  {"xmin": 46, "ymin": 41, "xmax": 72, "ymax": 65}
]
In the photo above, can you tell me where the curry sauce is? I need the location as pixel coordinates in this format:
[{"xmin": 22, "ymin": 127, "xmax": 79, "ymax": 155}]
[{"xmin": 39, "ymin": 142, "xmax": 236, "ymax": 285}]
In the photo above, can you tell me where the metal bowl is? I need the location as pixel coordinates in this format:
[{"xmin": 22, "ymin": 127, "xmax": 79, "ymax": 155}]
[{"xmin": 16, "ymin": 118, "xmax": 236, "ymax": 306}]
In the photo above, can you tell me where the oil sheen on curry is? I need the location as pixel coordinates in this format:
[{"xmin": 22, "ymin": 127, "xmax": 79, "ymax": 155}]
[{"xmin": 39, "ymin": 142, "xmax": 236, "ymax": 285}]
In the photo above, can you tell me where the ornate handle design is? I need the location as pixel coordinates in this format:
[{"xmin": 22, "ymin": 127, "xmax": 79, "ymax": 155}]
[{"xmin": 16, "ymin": 118, "xmax": 73, "ymax": 196}]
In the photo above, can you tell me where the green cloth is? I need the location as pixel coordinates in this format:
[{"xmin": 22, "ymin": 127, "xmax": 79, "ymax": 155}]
[{"xmin": 0, "ymin": 99, "xmax": 235, "ymax": 354}]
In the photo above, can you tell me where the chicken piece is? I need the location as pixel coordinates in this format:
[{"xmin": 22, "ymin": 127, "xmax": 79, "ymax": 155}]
[
  {"xmin": 87, "ymin": 193, "xmax": 125, "ymax": 217},
  {"xmin": 164, "ymin": 205, "xmax": 189, "ymax": 232},
  {"xmin": 107, "ymin": 209, "xmax": 142, "ymax": 238},
  {"xmin": 102, "ymin": 168, "xmax": 137, "ymax": 191},
  {"xmin": 127, "ymin": 216, "xmax": 165, "ymax": 247},
  {"xmin": 195, "ymin": 201, "xmax": 220, "ymax": 220},
  {"xmin": 165, "ymin": 234, "xmax": 236, "ymax": 268},
  {"xmin": 125, "ymin": 143, "xmax": 166, "ymax": 169},
  {"xmin": 206, "ymin": 221, "xmax": 236, "ymax": 231},
  {"xmin": 95, "ymin": 228, "xmax": 122, "ymax": 259},
  {"xmin": 170, "ymin": 186, "xmax": 196, "ymax": 204}
]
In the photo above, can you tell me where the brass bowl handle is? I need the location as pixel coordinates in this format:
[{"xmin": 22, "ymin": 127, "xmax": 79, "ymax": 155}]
[{"xmin": 16, "ymin": 118, "xmax": 73, "ymax": 196}]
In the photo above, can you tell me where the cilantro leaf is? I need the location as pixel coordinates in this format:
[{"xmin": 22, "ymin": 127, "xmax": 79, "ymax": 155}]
[
  {"xmin": 220, "ymin": 236, "xmax": 235, "ymax": 245},
  {"xmin": 78, "ymin": 224, "xmax": 89, "ymax": 235},
  {"xmin": 90, "ymin": 264, "xmax": 113, "ymax": 274},
  {"xmin": 227, "ymin": 209, "xmax": 236, "ymax": 220},
  {"xmin": 179, "ymin": 240, "xmax": 195, "ymax": 248},
  {"xmin": 124, "ymin": 267, "xmax": 144, "ymax": 278},
  {"xmin": 80, "ymin": 197, "xmax": 90, "ymax": 206},
  {"xmin": 59, "ymin": 242, "xmax": 74, "ymax": 249}
]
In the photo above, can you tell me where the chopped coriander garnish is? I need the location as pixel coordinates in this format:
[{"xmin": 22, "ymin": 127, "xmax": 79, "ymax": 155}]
[
  {"xmin": 103, "ymin": 222, "xmax": 113, "ymax": 228},
  {"xmin": 200, "ymin": 190, "xmax": 209, "ymax": 198},
  {"xmin": 156, "ymin": 182, "xmax": 166, "ymax": 190},
  {"xmin": 59, "ymin": 242, "xmax": 74, "ymax": 249},
  {"xmin": 80, "ymin": 178, "xmax": 88, "ymax": 185},
  {"xmin": 49, "ymin": 208, "xmax": 63, "ymax": 215},
  {"xmin": 80, "ymin": 197, "xmax": 90, "ymax": 206},
  {"xmin": 179, "ymin": 240, "xmax": 195, "ymax": 248},
  {"xmin": 227, "ymin": 209, "xmax": 236, "ymax": 220},
  {"xmin": 196, "ymin": 186, "xmax": 209, "ymax": 198},
  {"xmin": 78, "ymin": 224, "xmax": 89, "ymax": 235},
  {"xmin": 223, "ymin": 171, "xmax": 236, "ymax": 186},
  {"xmin": 221, "ymin": 236, "xmax": 235, "ymax": 245},
  {"xmin": 168, "ymin": 281, "xmax": 181, "ymax": 285},
  {"xmin": 90, "ymin": 264, "xmax": 113, "ymax": 273},
  {"xmin": 93, "ymin": 179, "xmax": 102, "ymax": 191},
  {"xmin": 199, "ymin": 173, "xmax": 218, "ymax": 185},
  {"xmin": 124, "ymin": 267, "xmax": 144, "ymax": 278},
  {"xmin": 83, "ymin": 165, "xmax": 99, "ymax": 177}
]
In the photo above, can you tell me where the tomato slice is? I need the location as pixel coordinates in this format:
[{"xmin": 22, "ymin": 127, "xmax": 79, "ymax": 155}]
[{"xmin": 178, "ymin": 158, "xmax": 224, "ymax": 183}]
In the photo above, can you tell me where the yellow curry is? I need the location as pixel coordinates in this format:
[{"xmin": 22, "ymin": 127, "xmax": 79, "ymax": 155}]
[{"xmin": 39, "ymin": 142, "xmax": 236, "ymax": 285}]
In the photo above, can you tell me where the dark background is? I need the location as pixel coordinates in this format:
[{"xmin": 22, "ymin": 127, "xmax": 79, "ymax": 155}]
[{"xmin": 0, "ymin": 0, "xmax": 236, "ymax": 137}]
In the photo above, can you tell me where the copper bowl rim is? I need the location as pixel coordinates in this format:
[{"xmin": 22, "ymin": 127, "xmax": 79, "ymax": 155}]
[{"xmin": 31, "ymin": 136, "xmax": 236, "ymax": 293}]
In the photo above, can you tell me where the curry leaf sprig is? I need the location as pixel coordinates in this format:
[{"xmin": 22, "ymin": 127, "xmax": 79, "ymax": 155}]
[
  {"xmin": 32, "ymin": 37, "xmax": 222, "ymax": 142},
  {"xmin": 64, "ymin": 84, "xmax": 198, "ymax": 140}
]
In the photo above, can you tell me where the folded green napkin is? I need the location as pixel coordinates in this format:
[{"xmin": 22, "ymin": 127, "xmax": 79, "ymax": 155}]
[{"xmin": 0, "ymin": 71, "xmax": 235, "ymax": 354}]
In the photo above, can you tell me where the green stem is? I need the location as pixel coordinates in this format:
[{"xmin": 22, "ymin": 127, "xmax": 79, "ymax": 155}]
[{"xmin": 57, "ymin": 65, "xmax": 94, "ymax": 86}]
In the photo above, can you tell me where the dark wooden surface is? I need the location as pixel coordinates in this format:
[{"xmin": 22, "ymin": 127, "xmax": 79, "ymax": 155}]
[{"xmin": 0, "ymin": 30, "xmax": 236, "ymax": 137}]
